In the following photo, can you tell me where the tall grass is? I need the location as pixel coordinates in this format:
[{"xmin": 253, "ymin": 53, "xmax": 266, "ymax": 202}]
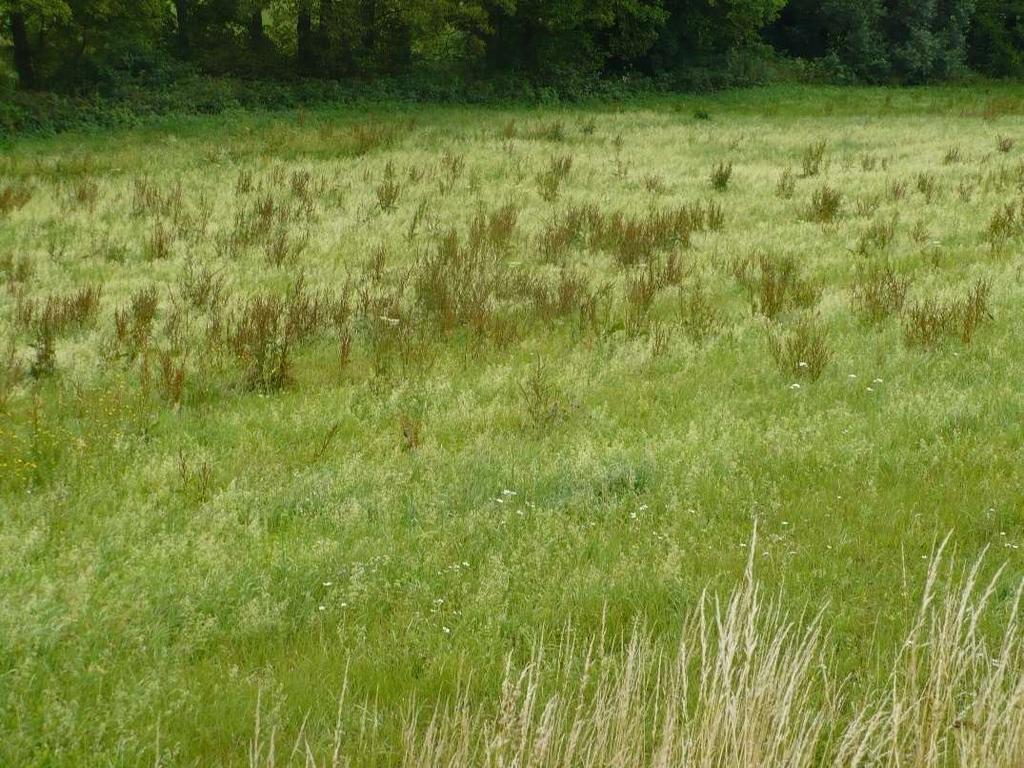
[
  {"xmin": 249, "ymin": 538, "xmax": 1024, "ymax": 767},
  {"xmin": 4, "ymin": 87, "xmax": 1024, "ymax": 767}
]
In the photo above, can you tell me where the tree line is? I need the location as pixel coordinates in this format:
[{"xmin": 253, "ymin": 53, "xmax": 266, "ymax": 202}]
[{"xmin": 1, "ymin": 0, "xmax": 1022, "ymax": 93}]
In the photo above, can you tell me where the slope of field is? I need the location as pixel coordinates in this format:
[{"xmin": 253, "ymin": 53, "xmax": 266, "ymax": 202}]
[{"xmin": 1, "ymin": 85, "xmax": 1023, "ymax": 765}]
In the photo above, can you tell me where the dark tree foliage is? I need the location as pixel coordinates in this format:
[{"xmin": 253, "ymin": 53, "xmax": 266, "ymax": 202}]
[
  {"xmin": 645, "ymin": 0, "xmax": 786, "ymax": 73},
  {"xmin": 770, "ymin": 0, "xmax": 978, "ymax": 82},
  {"xmin": 887, "ymin": 0, "xmax": 975, "ymax": 81},
  {"xmin": 969, "ymin": 0, "xmax": 1024, "ymax": 75},
  {"xmin": 0, "ymin": 0, "xmax": 1018, "ymax": 92},
  {"xmin": 769, "ymin": 0, "xmax": 889, "ymax": 81}
]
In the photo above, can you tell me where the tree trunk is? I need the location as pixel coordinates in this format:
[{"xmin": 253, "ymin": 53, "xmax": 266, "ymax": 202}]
[
  {"xmin": 319, "ymin": 0, "xmax": 334, "ymax": 31},
  {"xmin": 297, "ymin": 2, "xmax": 314, "ymax": 73},
  {"xmin": 249, "ymin": 7, "xmax": 266, "ymax": 47},
  {"xmin": 174, "ymin": 0, "xmax": 190, "ymax": 55},
  {"xmin": 10, "ymin": 11, "xmax": 36, "ymax": 90},
  {"xmin": 319, "ymin": 0, "xmax": 334, "ymax": 58},
  {"xmin": 359, "ymin": 0, "xmax": 377, "ymax": 60}
]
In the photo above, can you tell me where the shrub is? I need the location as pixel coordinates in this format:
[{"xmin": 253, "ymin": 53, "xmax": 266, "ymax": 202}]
[
  {"xmin": 678, "ymin": 281, "xmax": 719, "ymax": 343},
  {"xmin": 0, "ymin": 339, "xmax": 22, "ymax": 411},
  {"xmin": 806, "ymin": 184, "xmax": 842, "ymax": 223},
  {"xmin": 0, "ymin": 183, "xmax": 32, "ymax": 216},
  {"xmin": 801, "ymin": 140, "xmax": 827, "ymax": 177},
  {"xmin": 710, "ymin": 160, "xmax": 733, "ymax": 191},
  {"xmin": 986, "ymin": 198, "xmax": 1024, "ymax": 243},
  {"xmin": 903, "ymin": 279, "xmax": 992, "ymax": 348},
  {"xmin": 776, "ymin": 168, "xmax": 796, "ymax": 199},
  {"xmin": 852, "ymin": 262, "xmax": 911, "ymax": 322},
  {"xmin": 887, "ymin": 178, "xmax": 908, "ymax": 202},
  {"xmin": 227, "ymin": 294, "xmax": 293, "ymax": 392},
  {"xmin": 19, "ymin": 285, "xmax": 102, "ymax": 336},
  {"xmin": 768, "ymin": 315, "xmax": 832, "ymax": 380},
  {"xmin": 114, "ymin": 286, "xmax": 159, "ymax": 359},
  {"xmin": 856, "ymin": 214, "xmax": 898, "ymax": 254},
  {"xmin": 734, "ymin": 253, "xmax": 818, "ymax": 319},
  {"xmin": 537, "ymin": 155, "xmax": 573, "ymax": 202},
  {"xmin": 375, "ymin": 162, "xmax": 402, "ymax": 213},
  {"xmin": 519, "ymin": 359, "xmax": 566, "ymax": 428}
]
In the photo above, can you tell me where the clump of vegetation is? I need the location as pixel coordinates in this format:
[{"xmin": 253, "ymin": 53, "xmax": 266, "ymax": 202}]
[
  {"xmin": 537, "ymin": 204, "xmax": 595, "ymax": 262},
  {"xmin": 0, "ymin": 183, "xmax": 33, "ymax": 216},
  {"xmin": 806, "ymin": 183, "xmax": 842, "ymax": 222},
  {"xmin": 903, "ymin": 278, "xmax": 992, "ymax": 347},
  {"xmin": 776, "ymin": 168, "xmax": 796, "ymax": 198},
  {"xmin": 349, "ymin": 122, "xmax": 398, "ymax": 156},
  {"xmin": 67, "ymin": 179, "xmax": 100, "ymax": 212},
  {"xmin": 227, "ymin": 294, "xmax": 294, "ymax": 391},
  {"xmin": 678, "ymin": 280, "xmax": 719, "ymax": 343},
  {"xmin": 113, "ymin": 286, "xmax": 159, "ymax": 360},
  {"xmin": 18, "ymin": 285, "xmax": 102, "ymax": 337},
  {"xmin": 986, "ymin": 197, "xmax": 1024, "ymax": 243},
  {"xmin": 537, "ymin": 154, "xmax": 573, "ymax": 202},
  {"xmin": 591, "ymin": 204, "xmax": 713, "ymax": 267},
  {"xmin": 375, "ymin": 161, "xmax": 402, "ymax": 213},
  {"xmin": 851, "ymin": 262, "xmax": 911, "ymax": 322},
  {"xmin": 887, "ymin": 177, "xmax": 908, "ymax": 201},
  {"xmin": 624, "ymin": 263, "xmax": 659, "ymax": 334},
  {"xmin": 1, "ymin": 253, "xmax": 35, "ymax": 291},
  {"xmin": 519, "ymin": 359, "xmax": 567, "ymax": 428},
  {"xmin": 17, "ymin": 287, "xmax": 101, "ymax": 379},
  {"xmin": 801, "ymin": 140, "xmax": 827, "ymax": 177},
  {"xmin": 438, "ymin": 151, "xmax": 466, "ymax": 195},
  {"xmin": 733, "ymin": 253, "xmax": 818, "ymax": 319},
  {"xmin": 265, "ymin": 228, "xmax": 306, "ymax": 269},
  {"xmin": 158, "ymin": 350, "xmax": 187, "ymax": 406},
  {"xmin": 916, "ymin": 172, "xmax": 939, "ymax": 203},
  {"xmin": 856, "ymin": 213, "xmax": 898, "ymax": 254},
  {"xmin": 768, "ymin": 314, "xmax": 832, "ymax": 380},
  {"xmin": 145, "ymin": 219, "xmax": 174, "ymax": 261},
  {"xmin": 132, "ymin": 177, "xmax": 183, "ymax": 219},
  {"xmin": 710, "ymin": 160, "xmax": 733, "ymax": 191},
  {"xmin": 524, "ymin": 121, "xmax": 567, "ymax": 142},
  {"xmin": 177, "ymin": 260, "xmax": 229, "ymax": 311},
  {"xmin": 0, "ymin": 339, "xmax": 22, "ymax": 411},
  {"xmin": 366, "ymin": 549, "xmax": 1024, "ymax": 768},
  {"xmin": 854, "ymin": 195, "xmax": 881, "ymax": 217},
  {"xmin": 643, "ymin": 174, "xmax": 668, "ymax": 194}
]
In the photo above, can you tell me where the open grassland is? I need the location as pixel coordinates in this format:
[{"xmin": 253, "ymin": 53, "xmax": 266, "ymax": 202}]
[{"xmin": 2, "ymin": 85, "xmax": 1024, "ymax": 766}]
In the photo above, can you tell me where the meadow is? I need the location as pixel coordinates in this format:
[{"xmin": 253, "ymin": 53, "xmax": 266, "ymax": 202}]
[{"xmin": 1, "ymin": 84, "xmax": 1024, "ymax": 766}]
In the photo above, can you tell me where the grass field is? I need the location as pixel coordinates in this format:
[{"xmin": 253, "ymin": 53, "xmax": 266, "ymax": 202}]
[{"xmin": 2, "ymin": 84, "xmax": 1024, "ymax": 766}]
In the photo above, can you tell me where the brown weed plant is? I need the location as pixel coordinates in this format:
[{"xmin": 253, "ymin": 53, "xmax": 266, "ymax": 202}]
[
  {"xmin": 903, "ymin": 278, "xmax": 992, "ymax": 347},
  {"xmin": 806, "ymin": 184, "xmax": 842, "ymax": 223},
  {"xmin": 852, "ymin": 262, "xmax": 912, "ymax": 323},
  {"xmin": 769, "ymin": 314, "xmax": 832, "ymax": 380},
  {"xmin": 0, "ymin": 183, "xmax": 33, "ymax": 216},
  {"xmin": 710, "ymin": 160, "xmax": 733, "ymax": 192},
  {"xmin": 537, "ymin": 155, "xmax": 574, "ymax": 203},
  {"xmin": 733, "ymin": 253, "xmax": 819, "ymax": 319},
  {"xmin": 801, "ymin": 139, "xmax": 827, "ymax": 177}
]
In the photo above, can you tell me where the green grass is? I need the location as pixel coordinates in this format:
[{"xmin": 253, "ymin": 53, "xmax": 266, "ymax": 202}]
[{"xmin": 1, "ymin": 84, "xmax": 1024, "ymax": 766}]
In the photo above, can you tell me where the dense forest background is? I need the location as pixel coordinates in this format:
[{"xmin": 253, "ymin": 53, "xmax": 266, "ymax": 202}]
[{"xmin": 0, "ymin": 1, "xmax": 1022, "ymax": 119}]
